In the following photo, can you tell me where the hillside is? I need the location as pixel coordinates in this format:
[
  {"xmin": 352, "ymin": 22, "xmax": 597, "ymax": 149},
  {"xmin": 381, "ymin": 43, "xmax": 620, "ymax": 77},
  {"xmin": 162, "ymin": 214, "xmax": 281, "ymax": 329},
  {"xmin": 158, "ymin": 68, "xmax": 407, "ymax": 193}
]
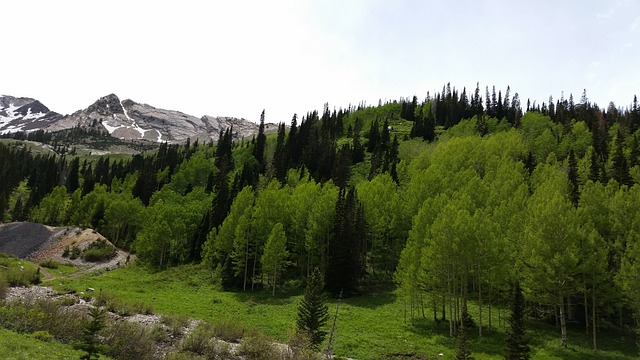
[{"xmin": 1, "ymin": 85, "xmax": 640, "ymax": 359}]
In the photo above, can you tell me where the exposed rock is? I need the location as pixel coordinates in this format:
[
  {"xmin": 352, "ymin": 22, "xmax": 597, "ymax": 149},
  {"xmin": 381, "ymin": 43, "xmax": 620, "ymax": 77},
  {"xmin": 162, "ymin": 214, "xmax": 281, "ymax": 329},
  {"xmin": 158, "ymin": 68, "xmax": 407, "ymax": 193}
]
[{"xmin": 0, "ymin": 95, "xmax": 62, "ymax": 134}]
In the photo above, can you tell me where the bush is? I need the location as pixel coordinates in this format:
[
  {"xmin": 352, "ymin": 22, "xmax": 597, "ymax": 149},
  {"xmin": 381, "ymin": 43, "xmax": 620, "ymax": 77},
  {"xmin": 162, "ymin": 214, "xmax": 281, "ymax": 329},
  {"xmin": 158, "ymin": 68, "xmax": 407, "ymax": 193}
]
[
  {"xmin": 95, "ymin": 291, "xmax": 153, "ymax": 316},
  {"xmin": 4, "ymin": 266, "xmax": 41, "ymax": 286},
  {"xmin": 180, "ymin": 322, "xmax": 212, "ymax": 355},
  {"xmin": 69, "ymin": 246, "xmax": 81, "ymax": 260},
  {"xmin": 161, "ymin": 313, "xmax": 191, "ymax": 337},
  {"xmin": 211, "ymin": 316, "xmax": 245, "ymax": 343},
  {"xmin": 39, "ymin": 259, "xmax": 59, "ymax": 269},
  {"xmin": 0, "ymin": 277, "xmax": 8, "ymax": 300},
  {"xmin": 82, "ymin": 240, "xmax": 116, "ymax": 262},
  {"xmin": 32, "ymin": 330, "xmax": 54, "ymax": 342},
  {"xmin": 150, "ymin": 323, "xmax": 169, "ymax": 342},
  {"xmin": 102, "ymin": 320, "xmax": 156, "ymax": 360},
  {"xmin": 238, "ymin": 330, "xmax": 277, "ymax": 360},
  {"xmin": 0, "ymin": 298, "xmax": 84, "ymax": 343}
]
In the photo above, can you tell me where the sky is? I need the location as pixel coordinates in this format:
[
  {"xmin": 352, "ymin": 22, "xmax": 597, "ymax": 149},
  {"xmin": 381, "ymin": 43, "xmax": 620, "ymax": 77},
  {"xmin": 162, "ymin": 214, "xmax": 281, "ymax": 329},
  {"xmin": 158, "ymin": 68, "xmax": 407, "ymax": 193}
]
[{"xmin": 1, "ymin": 0, "xmax": 639, "ymax": 123}]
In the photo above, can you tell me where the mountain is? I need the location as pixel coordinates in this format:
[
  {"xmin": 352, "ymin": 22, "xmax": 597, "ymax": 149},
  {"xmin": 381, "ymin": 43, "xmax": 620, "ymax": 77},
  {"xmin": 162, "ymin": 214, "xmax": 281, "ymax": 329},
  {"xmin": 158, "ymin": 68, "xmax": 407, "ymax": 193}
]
[
  {"xmin": 0, "ymin": 95, "xmax": 62, "ymax": 134},
  {"xmin": 1, "ymin": 93, "xmax": 272, "ymax": 142}
]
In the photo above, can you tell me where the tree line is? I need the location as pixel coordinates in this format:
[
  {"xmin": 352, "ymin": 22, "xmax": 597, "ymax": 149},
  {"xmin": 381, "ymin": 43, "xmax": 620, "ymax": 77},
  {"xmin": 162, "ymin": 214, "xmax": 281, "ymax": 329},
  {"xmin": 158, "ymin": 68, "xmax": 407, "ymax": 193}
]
[{"xmin": 1, "ymin": 85, "xmax": 640, "ymax": 351}]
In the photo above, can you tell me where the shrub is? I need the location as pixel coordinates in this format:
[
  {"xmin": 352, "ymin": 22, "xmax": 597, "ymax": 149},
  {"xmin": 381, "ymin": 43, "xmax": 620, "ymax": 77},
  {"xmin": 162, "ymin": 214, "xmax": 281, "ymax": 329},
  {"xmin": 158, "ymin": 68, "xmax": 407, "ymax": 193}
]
[
  {"xmin": 0, "ymin": 298, "xmax": 84, "ymax": 343},
  {"xmin": 102, "ymin": 320, "xmax": 155, "ymax": 360},
  {"xmin": 5, "ymin": 266, "xmax": 41, "ymax": 286},
  {"xmin": 283, "ymin": 330, "xmax": 323, "ymax": 360},
  {"xmin": 238, "ymin": 330, "xmax": 277, "ymax": 360},
  {"xmin": 161, "ymin": 313, "xmax": 191, "ymax": 336},
  {"xmin": 39, "ymin": 259, "xmax": 59, "ymax": 269},
  {"xmin": 0, "ymin": 277, "xmax": 8, "ymax": 300},
  {"xmin": 95, "ymin": 291, "xmax": 153, "ymax": 316},
  {"xmin": 82, "ymin": 240, "xmax": 116, "ymax": 262},
  {"xmin": 62, "ymin": 246, "xmax": 70, "ymax": 258},
  {"xmin": 150, "ymin": 323, "xmax": 169, "ymax": 342},
  {"xmin": 70, "ymin": 246, "xmax": 81, "ymax": 260},
  {"xmin": 211, "ymin": 316, "xmax": 245, "ymax": 343},
  {"xmin": 180, "ymin": 322, "xmax": 212, "ymax": 355},
  {"xmin": 32, "ymin": 330, "xmax": 54, "ymax": 342}
]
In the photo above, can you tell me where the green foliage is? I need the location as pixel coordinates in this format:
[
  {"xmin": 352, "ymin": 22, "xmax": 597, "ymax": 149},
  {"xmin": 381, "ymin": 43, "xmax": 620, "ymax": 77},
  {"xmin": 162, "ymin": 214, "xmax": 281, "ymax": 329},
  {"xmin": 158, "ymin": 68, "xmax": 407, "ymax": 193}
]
[
  {"xmin": 0, "ymin": 328, "xmax": 88, "ymax": 359},
  {"xmin": 455, "ymin": 310, "xmax": 473, "ymax": 360},
  {"xmin": 238, "ymin": 329, "xmax": 277, "ymax": 360},
  {"xmin": 261, "ymin": 223, "xmax": 289, "ymax": 295},
  {"xmin": 82, "ymin": 240, "xmax": 116, "ymax": 262},
  {"xmin": 78, "ymin": 306, "xmax": 106, "ymax": 360},
  {"xmin": 505, "ymin": 282, "xmax": 530, "ymax": 360},
  {"xmin": 101, "ymin": 320, "xmax": 155, "ymax": 360},
  {"xmin": 296, "ymin": 268, "xmax": 329, "ymax": 348},
  {"xmin": 1, "ymin": 263, "xmax": 42, "ymax": 287},
  {"xmin": 0, "ymin": 298, "xmax": 85, "ymax": 344},
  {"xmin": 39, "ymin": 259, "xmax": 59, "ymax": 269}
]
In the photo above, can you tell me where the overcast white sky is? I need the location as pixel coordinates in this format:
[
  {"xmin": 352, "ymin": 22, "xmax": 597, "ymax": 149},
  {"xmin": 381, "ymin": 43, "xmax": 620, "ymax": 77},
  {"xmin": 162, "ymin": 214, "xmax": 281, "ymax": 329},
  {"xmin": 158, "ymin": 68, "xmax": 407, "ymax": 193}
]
[{"xmin": 2, "ymin": 0, "xmax": 639, "ymax": 123}]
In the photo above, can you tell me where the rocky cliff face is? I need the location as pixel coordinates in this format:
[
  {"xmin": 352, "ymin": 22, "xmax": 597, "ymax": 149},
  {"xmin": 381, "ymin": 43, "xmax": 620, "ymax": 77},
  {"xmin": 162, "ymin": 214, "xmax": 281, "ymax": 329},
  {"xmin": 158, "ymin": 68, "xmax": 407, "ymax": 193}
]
[
  {"xmin": 0, "ymin": 95, "xmax": 62, "ymax": 134},
  {"xmin": 36, "ymin": 93, "xmax": 264, "ymax": 143}
]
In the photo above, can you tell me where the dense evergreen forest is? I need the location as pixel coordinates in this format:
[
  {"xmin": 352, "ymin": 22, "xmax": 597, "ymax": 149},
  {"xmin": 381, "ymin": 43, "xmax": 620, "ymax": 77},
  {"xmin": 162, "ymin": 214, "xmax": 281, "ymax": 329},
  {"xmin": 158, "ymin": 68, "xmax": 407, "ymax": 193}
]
[{"xmin": 1, "ymin": 84, "xmax": 640, "ymax": 351}]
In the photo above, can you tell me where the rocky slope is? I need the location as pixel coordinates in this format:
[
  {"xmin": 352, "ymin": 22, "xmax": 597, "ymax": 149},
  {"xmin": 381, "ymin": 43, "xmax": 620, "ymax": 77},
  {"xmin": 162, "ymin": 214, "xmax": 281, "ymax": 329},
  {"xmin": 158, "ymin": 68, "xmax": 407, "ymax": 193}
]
[
  {"xmin": 2, "ymin": 93, "xmax": 274, "ymax": 143},
  {"xmin": 0, "ymin": 95, "xmax": 62, "ymax": 134}
]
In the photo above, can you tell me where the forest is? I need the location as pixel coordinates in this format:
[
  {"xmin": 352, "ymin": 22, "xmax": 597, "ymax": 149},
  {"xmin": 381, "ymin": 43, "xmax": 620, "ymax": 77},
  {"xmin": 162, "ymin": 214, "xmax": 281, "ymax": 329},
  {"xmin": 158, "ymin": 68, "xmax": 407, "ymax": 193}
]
[{"xmin": 1, "ymin": 83, "xmax": 640, "ymax": 356}]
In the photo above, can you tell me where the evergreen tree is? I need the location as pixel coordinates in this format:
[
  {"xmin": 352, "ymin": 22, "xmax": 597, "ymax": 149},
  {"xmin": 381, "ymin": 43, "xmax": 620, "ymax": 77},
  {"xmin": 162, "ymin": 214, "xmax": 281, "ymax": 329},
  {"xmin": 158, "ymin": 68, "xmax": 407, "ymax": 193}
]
[
  {"xmin": 66, "ymin": 157, "xmax": 80, "ymax": 193},
  {"xmin": 253, "ymin": 110, "xmax": 267, "ymax": 171},
  {"xmin": 296, "ymin": 267, "xmax": 329, "ymax": 349},
  {"xmin": 326, "ymin": 187, "xmax": 366, "ymax": 296},
  {"xmin": 612, "ymin": 131, "xmax": 631, "ymax": 186},
  {"xmin": 456, "ymin": 310, "xmax": 473, "ymax": 360},
  {"xmin": 273, "ymin": 122, "xmax": 288, "ymax": 183},
  {"xmin": 505, "ymin": 282, "xmax": 530, "ymax": 360},
  {"xmin": 367, "ymin": 120, "xmax": 380, "ymax": 153},
  {"xmin": 79, "ymin": 306, "xmax": 106, "ymax": 360}
]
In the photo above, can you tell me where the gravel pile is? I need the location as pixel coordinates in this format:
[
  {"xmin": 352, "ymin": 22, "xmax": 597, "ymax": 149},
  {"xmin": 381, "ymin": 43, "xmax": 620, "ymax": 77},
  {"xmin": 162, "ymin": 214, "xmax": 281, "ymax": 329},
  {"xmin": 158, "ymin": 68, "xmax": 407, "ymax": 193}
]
[{"xmin": 0, "ymin": 222, "xmax": 53, "ymax": 258}]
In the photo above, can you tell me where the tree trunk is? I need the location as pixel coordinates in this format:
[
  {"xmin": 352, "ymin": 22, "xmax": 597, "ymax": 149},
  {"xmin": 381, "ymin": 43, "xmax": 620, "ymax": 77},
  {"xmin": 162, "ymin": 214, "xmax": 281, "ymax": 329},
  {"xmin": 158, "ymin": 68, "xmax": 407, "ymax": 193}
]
[
  {"xmin": 449, "ymin": 279, "xmax": 454, "ymax": 337},
  {"xmin": 442, "ymin": 292, "xmax": 446, "ymax": 322},
  {"xmin": 560, "ymin": 295, "xmax": 568, "ymax": 348},
  {"xmin": 243, "ymin": 238, "xmax": 249, "ymax": 291},
  {"xmin": 251, "ymin": 241, "xmax": 258, "ymax": 290},
  {"xmin": 272, "ymin": 261, "xmax": 277, "ymax": 296},
  {"xmin": 433, "ymin": 295, "xmax": 437, "ymax": 322},
  {"xmin": 478, "ymin": 278, "xmax": 483, "ymax": 337},
  {"xmin": 583, "ymin": 277, "xmax": 589, "ymax": 335},
  {"xmin": 488, "ymin": 283, "xmax": 492, "ymax": 329},
  {"xmin": 592, "ymin": 275, "xmax": 597, "ymax": 352}
]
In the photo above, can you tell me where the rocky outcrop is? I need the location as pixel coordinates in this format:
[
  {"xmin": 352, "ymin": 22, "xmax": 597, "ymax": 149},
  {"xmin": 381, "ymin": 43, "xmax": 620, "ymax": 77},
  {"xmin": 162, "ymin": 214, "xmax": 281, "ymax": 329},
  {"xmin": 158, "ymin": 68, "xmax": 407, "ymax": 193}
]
[
  {"xmin": 38, "ymin": 93, "xmax": 268, "ymax": 143},
  {"xmin": 0, "ymin": 95, "xmax": 62, "ymax": 134}
]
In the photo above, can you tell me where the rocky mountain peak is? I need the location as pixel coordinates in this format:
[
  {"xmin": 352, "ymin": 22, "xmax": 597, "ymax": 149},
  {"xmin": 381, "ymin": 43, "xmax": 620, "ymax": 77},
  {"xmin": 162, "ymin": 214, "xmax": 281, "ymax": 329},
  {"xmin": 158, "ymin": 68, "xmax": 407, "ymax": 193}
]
[{"xmin": 85, "ymin": 93, "xmax": 124, "ymax": 116}]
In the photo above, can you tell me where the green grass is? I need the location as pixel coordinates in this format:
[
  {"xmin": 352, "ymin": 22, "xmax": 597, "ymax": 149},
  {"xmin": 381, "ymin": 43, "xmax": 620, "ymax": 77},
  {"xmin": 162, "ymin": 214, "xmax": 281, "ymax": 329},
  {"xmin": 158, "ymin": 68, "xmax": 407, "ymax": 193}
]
[
  {"xmin": 44, "ymin": 264, "xmax": 638, "ymax": 360},
  {"xmin": 0, "ymin": 328, "xmax": 110, "ymax": 360}
]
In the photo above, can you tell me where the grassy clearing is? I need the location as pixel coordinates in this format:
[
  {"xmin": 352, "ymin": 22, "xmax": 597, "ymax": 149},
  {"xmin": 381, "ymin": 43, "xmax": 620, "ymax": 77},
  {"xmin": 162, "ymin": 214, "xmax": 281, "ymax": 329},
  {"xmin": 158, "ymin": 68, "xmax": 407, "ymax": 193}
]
[
  {"xmin": 0, "ymin": 328, "xmax": 110, "ymax": 360},
  {"xmin": 44, "ymin": 263, "xmax": 638, "ymax": 359}
]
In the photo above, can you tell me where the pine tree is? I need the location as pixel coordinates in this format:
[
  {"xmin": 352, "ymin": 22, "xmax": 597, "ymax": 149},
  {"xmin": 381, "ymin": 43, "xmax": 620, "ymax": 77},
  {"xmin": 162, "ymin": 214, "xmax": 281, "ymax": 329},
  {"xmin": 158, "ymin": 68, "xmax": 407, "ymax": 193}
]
[
  {"xmin": 66, "ymin": 157, "xmax": 80, "ymax": 193},
  {"xmin": 253, "ymin": 110, "xmax": 267, "ymax": 171},
  {"xmin": 296, "ymin": 267, "xmax": 329, "ymax": 349},
  {"xmin": 456, "ymin": 310, "xmax": 473, "ymax": 360},
  {"xmin": 505, "ymin": 282, "xmax": 530, "ymax": 360},
  {"xmin": 79, "ymin": 306, "xmax": 106, "ymax": 360}
]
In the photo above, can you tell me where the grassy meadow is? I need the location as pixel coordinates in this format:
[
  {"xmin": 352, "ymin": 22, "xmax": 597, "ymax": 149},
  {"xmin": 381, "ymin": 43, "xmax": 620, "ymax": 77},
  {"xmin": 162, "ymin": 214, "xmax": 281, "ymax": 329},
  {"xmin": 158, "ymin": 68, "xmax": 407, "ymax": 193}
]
[{"xmin": 42, "ymin": 263, "xmax": 638, "ymax": 360}]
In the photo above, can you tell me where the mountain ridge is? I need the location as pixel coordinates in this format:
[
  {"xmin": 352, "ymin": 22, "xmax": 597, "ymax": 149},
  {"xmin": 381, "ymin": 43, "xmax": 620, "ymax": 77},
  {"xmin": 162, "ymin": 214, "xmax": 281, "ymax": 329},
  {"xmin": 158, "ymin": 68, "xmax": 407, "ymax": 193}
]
[{"xmin": 0, "ymin": 93, "xmax": 272, "ymax": 142}]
